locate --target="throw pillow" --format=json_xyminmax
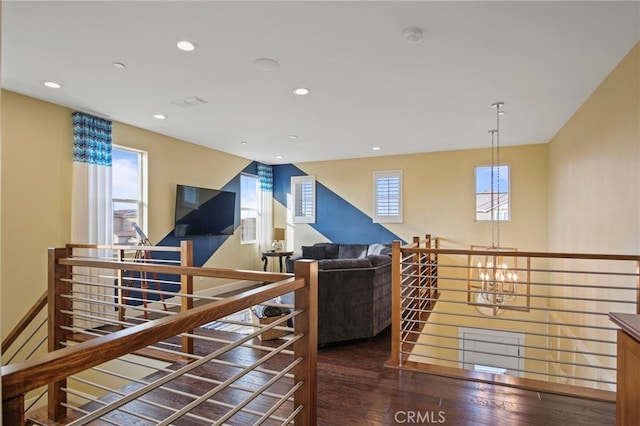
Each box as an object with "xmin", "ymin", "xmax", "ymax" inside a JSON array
[
  {"xmin": 367, "ymin": 243, "xmax": 393, "ymax": 256},
  {"xmin": 338, "ymin": 244, "xmax": 369, "ymax": 259}
]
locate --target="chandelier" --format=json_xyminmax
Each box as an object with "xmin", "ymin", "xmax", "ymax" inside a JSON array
[{"xmin": 468, "ymin": 102, "xmax": 528, "ymax": 316}]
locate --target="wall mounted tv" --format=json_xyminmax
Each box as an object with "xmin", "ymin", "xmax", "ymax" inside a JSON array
[{"xmin": 174, "ymin": 184, "xmax": 236, "ymax": 237}]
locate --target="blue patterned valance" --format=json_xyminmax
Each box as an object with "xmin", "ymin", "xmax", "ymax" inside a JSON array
[
  {"xmin": 72, "ymin": 112, "xmax": 112, "ymax": 166},
  {"xmin": 258, "ymin": 163, "xmax": 273, "ymax": 192}
]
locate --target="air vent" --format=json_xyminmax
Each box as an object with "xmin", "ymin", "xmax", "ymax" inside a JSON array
[{"xmin": 171, "ymin": 96, "xmax": 209, "ymax": 108}]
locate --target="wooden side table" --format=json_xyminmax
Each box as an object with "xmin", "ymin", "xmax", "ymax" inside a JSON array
[{"xmin": 261, "ymin": 251, "xmax": 294, "ymax": 273}]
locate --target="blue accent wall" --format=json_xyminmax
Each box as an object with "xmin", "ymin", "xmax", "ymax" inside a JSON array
[
  {"xmin": 273, "ymin": 164, "xmax": 403, "ymax": 244},
  {"xmin": 126, "ymin": 161, "xmax": 402, "ymax": 305},
  {"xmin": 125, "ymin": 162, "xmax": 259, "ymax": 305},
  {"xmin": 156, "ymin": 161, "xmax": 259, "ymax": 266}
]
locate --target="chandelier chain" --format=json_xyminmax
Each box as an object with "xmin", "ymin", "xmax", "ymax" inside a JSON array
[{"xmin": 491, "ymin": 101, "xmax": 504, "ymax": 249}]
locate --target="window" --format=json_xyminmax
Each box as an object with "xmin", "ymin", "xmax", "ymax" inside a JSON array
[
  {"xmin": 475, "ymin": 165, "xmax": 510, "ymax": 221},
  {"xmin": 373, "ymin": 170, "xmax": 402, "ymax": 223},
  {"xmin": 291, "ymin": 175, "xmax": 316, "ymax": 224},
  {"xmin": 112, "ymin": 146, "xmax": 147, "ymax": 245},
  {"xmin": 240, "ymin": 173, "xmax": 259, "ymax": 244}
]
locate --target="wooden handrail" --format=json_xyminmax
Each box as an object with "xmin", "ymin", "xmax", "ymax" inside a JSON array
[
  {"xmin": 2, "ymin": 291, "xmax": 48, "ymax": 352},
  {"xmin": 401, "ymin": 247, "xmax": 640, "ymax": 261},
  {"xmin": 58, "ymin": 257, "xmax": 291, "ymax": 282},
  {"xmin": 1, "ymin": 277, "xmax": 304, "ymax": 401},
  {"xmin": 66, "ymin": 243, "xmax": 183, "ymax": 252}
]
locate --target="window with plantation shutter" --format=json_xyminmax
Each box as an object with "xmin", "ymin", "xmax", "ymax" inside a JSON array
[
  {"xmin": 373, "ymin": 170, "xmax": 403, "ymax": 223},
  {"xmin": 291, "ymin": 175, "xmax": 316, "ymax": 223}
]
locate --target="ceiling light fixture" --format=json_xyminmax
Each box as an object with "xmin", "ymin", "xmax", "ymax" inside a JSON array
[
  {"xmin": 176, "ymin": 40, "xmax": 196, "ymax": 52},
  {"xmin": 468, "ymin": 102, "xmax": 530, "ymax": 316},
  {"xmin": 275, "ymin": 155, "xmax": 284, "ymax": 159},
  {"xmin": 292, "ymin": 87, "xmax": 310, "ymax": 96},
  {"xmin": 288, "ymin": 135, "xmax": 298, "ymax": 140},
  {"xmin": 153, "ymin": 114, "xmax": 167, "ymax": 120},
  {"xmin": 240, "ymin": 141, "xmax": 247, "ymax": 145},
  {"xmin": 112, "ymin": 62, "xmax": 126, "ymax": 69},
  {"xmin": 372, "ymin": 146, "xmax": 381, "ymax": 151},
  {"xmin": 44, "ymin": 81, "xmax": 61, "ymax": 89}
]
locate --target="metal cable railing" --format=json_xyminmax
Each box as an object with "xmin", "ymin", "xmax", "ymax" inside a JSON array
[
  {"xmin": 2, "ymin": 242, "xmax": 318, "ymax": 425},
  {"xmin": 61, "ymin": 308, "xmax": 303, "ymax": 425},
  {"xmin": 390, "ymin": 240, "xmax": 639, "ymax": 400}
]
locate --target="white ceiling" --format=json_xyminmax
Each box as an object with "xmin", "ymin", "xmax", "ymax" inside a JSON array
[{"xmin": 2, "ymin": 1, "xmax": 639, "ymax": 165}]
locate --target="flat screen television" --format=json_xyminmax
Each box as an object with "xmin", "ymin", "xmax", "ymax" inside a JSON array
[{"xmin": 174, "ymin": 185, "xmax": 236, "ymax": 237}]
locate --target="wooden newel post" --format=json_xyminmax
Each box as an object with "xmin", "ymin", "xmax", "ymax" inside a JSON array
[
  {"xmin": 48, "ymin": 247, "xmax": 73, "ymax": 421},
  {"xmin": 180, "ymin": 240, "xmax": 194, "ymax": 355},
  {"xmin": 2, "ymin": 393, "xmax": 25, "ymax": 425},
  {"xmin": 293, "ymin": 259, "xmax": 318, "ymax": 425},
  {"xmin": 412, "ymin": 236, "xmax": 422, "ymax": 317},
  {"xmin": 389, "ymin": 240, "xmax": 402, "ymax": 367}
]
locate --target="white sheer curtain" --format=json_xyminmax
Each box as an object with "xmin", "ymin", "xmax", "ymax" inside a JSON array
[
  {"xmin": 258, "ymin": 164, "xmax": 274, "ymax": 252},
  {"xmin": 70, "ymin": 112, "xmax": 113, "ymax": 329}
]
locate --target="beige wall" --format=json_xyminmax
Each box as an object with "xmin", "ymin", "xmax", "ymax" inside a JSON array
[
  {"xmin": 545, "ymin": 42, "xmax": 640, "ymax": 388},
  {"xmin": 548, "ymin": 42, "xmax": 639, "ymax": 255},
  {"xmin": 0, "ymin": 90, "xmax": 257, "ymax": 336},
  {"xmin": 1, "ymin": 91, "xmax": 73, "ymax": 337},
  {"xmin": 284, "ymin": 143, "xmax": 548, "ymax": 254}
]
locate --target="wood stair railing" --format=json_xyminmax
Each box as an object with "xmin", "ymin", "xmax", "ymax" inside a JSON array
[
  {"xmin": 2, "ymin": 246, "xmax": 319, "ymax": 425},
  {"xmin": 2, "ymin": 291, "xmax": 48, "ymax": 354}
]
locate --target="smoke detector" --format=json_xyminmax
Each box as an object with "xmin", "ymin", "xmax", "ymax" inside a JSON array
[{"xmin": 403, "ymin": 26, "xmax": 424, "ymax": 43}]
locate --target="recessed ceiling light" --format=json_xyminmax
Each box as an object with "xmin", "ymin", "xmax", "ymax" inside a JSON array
[
  {"xmin": 44, "ymin": 81, "xmax": 61, "ymax": 89},
  {"xmin": 292, "ymin": 87, "xmax": 310, "ymax": 96},
  {"xmin": 275, "ymin": 155, "xmax": 284, "ymax": 159},
  {"xmin": 176, "ymin": 40, "xmax": 196, "ymax": 52},
  {"xmin": 372, "ymin": 146, "xmax": 381, "ymax": 151},
  {"xmin": 112, "ymin": 62, "xmax": 126, "ymax": 69},
  {"xmin": 288, "ymin": 135, "xmax": 298, "ymax": 140},
  {"xmin": 240, "ymin": 141, "xmax": 247, "ymax": 145},
  {"xmin": 254, "ymin": 57, "xmax": 280, "ymax": 71},
  {"xmin": 153, "ymin": 114, "xmax": 167, "ymax": 120}
]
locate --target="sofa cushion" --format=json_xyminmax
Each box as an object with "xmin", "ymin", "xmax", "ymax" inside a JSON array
[
  {"xmin": 367, "ymin": 254, "xmax": 392, "ymax": 267},
  {"xmin": 338, "ymin": 244, "xmax": 368, "ymax": 259},
  {"xmin": 317, "ymin": 243, "xmax": 339, "ymax": 259},
  {"xmin": 302, "ymin": 245, "xmax": 325, "ymax": 260},
  {"xmin": 317, "ymin": 258, "xmax": 372, "ymax": 270},
  {"xmin": 367, "ymin": 243, "xmax": 392, "ymax": 256}
]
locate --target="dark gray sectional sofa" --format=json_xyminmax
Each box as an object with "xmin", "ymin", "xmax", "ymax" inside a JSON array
[{"xmin": 286, "ymin": 242, "xmax": 392, "ymax": 345}]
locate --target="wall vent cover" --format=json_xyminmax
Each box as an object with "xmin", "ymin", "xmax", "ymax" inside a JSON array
[{"xmin": 172, "ymin": 96, "xmax": 209, "ymax": 108}]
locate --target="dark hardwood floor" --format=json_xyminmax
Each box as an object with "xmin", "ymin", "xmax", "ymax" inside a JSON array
[
  {"xmin": 315, "ymin": 327, "xmax": 615, "ymax": 426},
  {"xmin": 57, "ymin": 321, "xmax": 615, "ymax": 425}
]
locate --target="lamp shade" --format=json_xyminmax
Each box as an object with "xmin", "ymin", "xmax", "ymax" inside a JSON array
[{"xmin": 273, "ymin": 227, "xmax": 285, "ymax": 241}]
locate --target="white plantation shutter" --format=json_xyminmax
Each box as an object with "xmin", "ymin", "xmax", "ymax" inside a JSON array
[
  {"xmin": 373, "ymin": 170, "xmax": 402, "ymax": 223},
  {"xmin": 291, "ymin": 175, "xmax": 316, "ymax": 223}
]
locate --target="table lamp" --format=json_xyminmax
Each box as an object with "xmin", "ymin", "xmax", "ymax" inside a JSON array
[{"xmin": 272, "ymin": 227, "xmax": 285, "ymax": 251}]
